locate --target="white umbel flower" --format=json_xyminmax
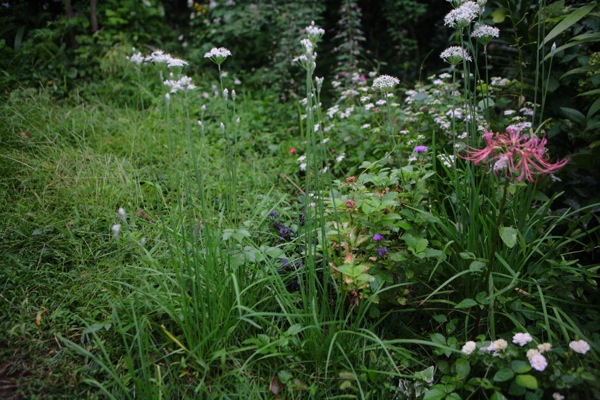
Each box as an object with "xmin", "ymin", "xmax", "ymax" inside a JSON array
[
  {"xmin": 471, "ymin": 24, "xmax": 500, "ymax": 45},
  {"xmin": 440, "ymin": 46, "xmax": 472, "ymax": 65},
  {"xmin": 204, "ymin": 47, "xmax": 232, "ymax": 65},
  {"xmin": 444, "ymin": 1, "xmax": 480, "ymax": 28},
  {"xmin": 372, "ymin": 75, "xmax": 400, "ymax": 91}
]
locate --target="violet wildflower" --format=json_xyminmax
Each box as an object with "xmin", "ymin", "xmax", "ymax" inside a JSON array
[
  {"xmin": 377, "ymin": 246, "xmax": 388, "ymax": 257},
  {"xmin": 269, "ymin": 210, "xmax": 279, "ymax": 219},
  {"xmin": 373, "ymin": 233, "xmax": 384, "ymax": 242},
  {"xmin": 413, "ymin": 145, "xmax": 428, "ymax": 153}
]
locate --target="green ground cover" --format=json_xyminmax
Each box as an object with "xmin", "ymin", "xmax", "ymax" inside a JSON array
[{"xmin": 1, "ymin": 1, "xmax": 599, "ymax": 399}]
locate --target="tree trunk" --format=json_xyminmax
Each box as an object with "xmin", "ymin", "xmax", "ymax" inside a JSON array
[
  {"xmin": 64, "ymin": 0, "xmax": 78, "ymax": 48},
  {"xmin": 90, "ymin": 0, "xmax": 99, "ymax": 33}
]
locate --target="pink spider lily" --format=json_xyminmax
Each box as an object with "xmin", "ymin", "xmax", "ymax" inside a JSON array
[{"xmin": 461, "ymin": 126, "xmax": 568, "ymax": 182}]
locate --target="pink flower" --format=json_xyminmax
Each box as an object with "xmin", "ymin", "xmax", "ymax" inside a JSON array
[{"xmin": 461, "ymin": 127, "xmax": 568, "ymax": 182}]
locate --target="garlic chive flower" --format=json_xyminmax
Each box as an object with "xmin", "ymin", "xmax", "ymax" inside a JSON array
[
  {"xmin": 440, "ymin": 46, "xmax": 472, "ymax": 65},
  {"xmin": 372, "ymin": 75, "xmax": 400, "ymax": 91},
  {"xmin": 305, "ymin": 20, "xmax": 325, "ymax": 43},
  {"xmin": 444, "ymin": 1, "xmax": 480, "ymax": 29},
  {"xmin": 127, "ymin": 52, "xmax": 144, "ymax": 65},
  {"xmin": 166, "ymin": 58, "xmax": 188, "ymax": 68},
  {"xmin": 204, "ymin": 47, "xmax": 232, "ymax": 65},
  {"xmin": 164, "ymin": 76, "xmax": 197, "ymax": 93},
  {"xmin": 471, "ymin": 24, "xmax": 500, "ymax": 45}
]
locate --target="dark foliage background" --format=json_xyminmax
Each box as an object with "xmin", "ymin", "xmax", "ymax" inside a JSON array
[{"xmin": 1, "ymin": 0, "xmax": 598, "ymax": 207}]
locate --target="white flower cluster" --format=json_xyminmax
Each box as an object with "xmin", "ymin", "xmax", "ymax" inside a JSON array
[
  {"xmin": 444, "ymin": 1, "xmax": 480, "ymax": 28},
  {"xmin": 144, "ymin": 50, "xmax": 188, "ymax": 68},
  {"xmin": 293, "ymin": 22, "xmax": 324, "ymax": 72},
  {"xmin": 471, "ymin": 24, "xmax": 500, "ymax": 45},
  {"xmin": 526, "ymin": 349, "xmax": 548, "ymax": 371},
  {"xmin": 440, "ymin": 46, "xmax": 472, "ymax": 65},
  {"xmin": 569, "ymin": 339, "xmax": 590, "ymax": 354},
  {"xmin": 164, "ymin": 75, "xmax": 197, "ymax": 93},
  {"xmin": 204, "ymin": 47, "xmax": 232, "ymax": 65},
  {"xmin": 305, "ymin": 21, "xmax": 325, "ymax": 41},
  {"xmin": 127, "ymin": 52, "xmax": 144, "ymax": 65},
  {"xmin": 461, "ymin": 335, "xmax": 592, "ymax": 374},
  {"xmin": 372, "ymin": 75, "xmax": 400, "ymax": 91},
  {"xmin": 512, "ymin": 332, "xmax": 533, "ymax": 347}
]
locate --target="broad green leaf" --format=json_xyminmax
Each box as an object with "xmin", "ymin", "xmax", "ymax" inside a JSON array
[
  {"xmin": 423, "ymin": 386, "xmax": 447, "ymax": 400},
  {"xmin": 493, "ymin": 368, "xmax": 514, "ymax": 382},
  {"xmin": 469, "ymin": 261, "xmax": 486, "ymax": 272},
  {"xmin": 560, "ymin": 64, "xmax": 599, "ymax": 80},
  {"xmin": 455, "ymin": 358, "xmax": 471, "ymax": 379},
  {"xmin": 587, "ymin": 97, "xmax": 600, "ymax": 119},
  {"xmin": 415, "ymin": 366, "xmax": 436, "ymax": 383},
  {"xmin": 541, "ymin": 3, "xmax": 597, "ymax": 47},
  {"xmin": 403, "ymin": 233, "xmax": 428, "ymax": 253},
  {"xmin": 265, "ymin": 247, "xmax": 285, "ymax": 258},
  {"xmin": 454, "ymin": 298, "xmax": 478, "ymax": 309},
  {"xmin": 511, "ymin": 360, "xmax": 532, "ymax": 374},
  {"xmin": 560, "ymin": 107, "xmax": 586, "ymax": 125},
  {"xmin": 499, "ymin": 226, "xmax": 518, "ymax": 248},
  {"xmin": 492, "ymin": 8, "xmax": 506, "ymax": 23},
  {"xmin": 515, "ymin": 374, "xmax": 538, "ymax": 389},
  {"xmin": 491, "ymin": 392, "xmax": 508, "ymax": 400},
  {"xmin": 509, "ymin": 380, "xmax": 527, "ymax": 396}
]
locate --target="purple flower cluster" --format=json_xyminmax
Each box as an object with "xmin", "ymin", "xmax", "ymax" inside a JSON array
[{"xmin": 269, "ymin": 210, "xmax": 294, "ymax": 242}]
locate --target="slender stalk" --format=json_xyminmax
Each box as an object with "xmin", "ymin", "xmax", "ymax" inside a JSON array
[{"xmin": 484, "ymin": 177, "xmax": 510, "ymax": 291}]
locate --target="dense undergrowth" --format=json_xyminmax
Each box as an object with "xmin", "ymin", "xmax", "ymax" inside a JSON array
[{"xmin": 1, "ymin": 1, "xmax": 600, "ymax": 399}]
